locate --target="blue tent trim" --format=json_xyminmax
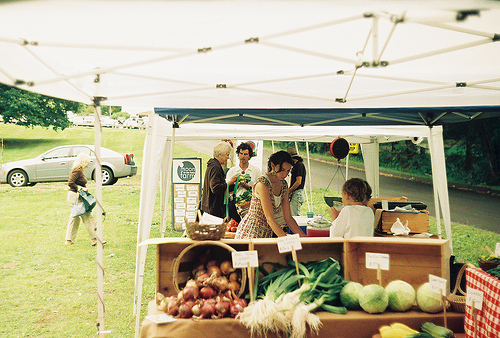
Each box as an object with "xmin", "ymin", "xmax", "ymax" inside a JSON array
[{"xmin": 155, "ymin": 106, "xmax": 500, "ymax": 127}]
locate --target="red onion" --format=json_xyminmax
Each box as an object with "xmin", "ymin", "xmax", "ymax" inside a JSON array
[
  {"xmin": 230, "ymin": 298, "xmax": 247, "ymax": 318},
  {"xmin": 199, "ymin": 286, "xmax": 217, "ymax": 299},
  {"xmin": 196, "ymin": 272, "xmax": 210, "ymax": 285},
  {"xmin": 215, "ymin": 301, "xmax": 231, "ymax": 318},
  {"xmin": 182, "ymin": 286, "xmax": 199, "ymax": 301},
  {"xmin": 219, "ymin": 260, "xmax": 235, "ymax": 275},
  {"xmin": 228, "ymin": 272, "xmax": 239, "ymax": 282},
  {"xmin": 200, "ymin": 301, "xmax": 216, "ymax": 318},
  {"xmin": 227, "ymin": 281, "xmax": 240, "ymax": 293},
  {"xmin": 207, "ymin": 265, "xmax": 222, "ymax": 278},
  {"xmin": 185, "ymin": 279, "xmax": 198, "ymax": 289},
  {"xmin": 167, "ymin": 299, "xmax": 179, "ymax": 316},
  {"xmin": 178, "ymin": 303, "xmax": 193, "ymax": 318},
  {"xmin": 214, "ymin": 276, "xmax": 229, "ymax": 292}
]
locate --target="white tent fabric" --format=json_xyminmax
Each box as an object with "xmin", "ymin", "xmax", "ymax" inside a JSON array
[
  {"xmin": 132, "ymin": 113, "xmax": 451, "ymax": 335},
  {"xmin": 0, "ymin": 1, "xmax": 499, "ymax": 111}
]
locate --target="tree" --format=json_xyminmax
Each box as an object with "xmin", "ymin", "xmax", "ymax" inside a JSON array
[{"xmin": 0, "ymin": 84, "xmax": 81, "ymax": 131}]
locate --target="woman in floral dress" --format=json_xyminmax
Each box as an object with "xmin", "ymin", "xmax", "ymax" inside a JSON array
[{"xmin": 235, "ymin": 151, "xmax": 307, "ymax": 239}]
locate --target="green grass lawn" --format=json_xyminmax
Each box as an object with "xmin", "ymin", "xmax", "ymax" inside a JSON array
[{"xmin": 1, "ymin": 123, "xmax": 499, "ymax": 337}]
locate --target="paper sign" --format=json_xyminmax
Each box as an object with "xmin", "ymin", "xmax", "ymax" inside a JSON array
[
  {"xmin": 365, "ymin": 253, "xmax": 389, "ymax": 270},
  {"xmin": 496, "ymin": 243, "xmax": 500, "ymax": 256},
  {"xmin": 277, "ymin": 234, "xmax": 302, "ymax": 253},
  {"xmin": 429, "ymin": 274, "xmax": 447, "ymax": 296},
  {"xmin": 232, "ymin": 251, "xmax": 259, "ymax": 268},
  {"xmin": 466, "ymin": 289, "xmax": 484, "ymax": 310}
]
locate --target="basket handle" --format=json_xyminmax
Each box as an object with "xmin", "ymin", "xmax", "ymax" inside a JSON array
[{"xmin": 451, "ymin": 262, "xmax": 474, "ymax": 296}]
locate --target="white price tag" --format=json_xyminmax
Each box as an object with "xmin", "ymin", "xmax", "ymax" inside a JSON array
[
  {"xmin": 429, "ymin": 275, "xmax": 447, "ymax": 296},
  {"xmin": 365, "ymin": 253, "xmax": 389, "ymax": 270},
  {"xmin": 466, "ymin": 289, "xmax": 484, "ymax": 310},
  {"xmin": 231, "ymin": 251, "xmax": 259, "ymax": 268},
  {"xmin": 277, "ymin": 234, "xmax": 302, "ymax": 253},
  {"xmin": 496, "ymin": 243, "xmax": 500, "ymax": 257}
]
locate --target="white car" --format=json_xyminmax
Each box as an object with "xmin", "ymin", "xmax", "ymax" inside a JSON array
[{"xmin": 0, "ymin": 145, "xmax": 137, "ymax": 187}]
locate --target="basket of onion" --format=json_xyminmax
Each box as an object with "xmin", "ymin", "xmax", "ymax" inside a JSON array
[{"xmin": 159, "ymin": 241, "xmax": 247, "ymax": 319}]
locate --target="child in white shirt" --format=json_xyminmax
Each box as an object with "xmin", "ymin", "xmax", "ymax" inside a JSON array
[{"xmin": 329, "ymin": 178, "xmax": 374, "ymax": 239}]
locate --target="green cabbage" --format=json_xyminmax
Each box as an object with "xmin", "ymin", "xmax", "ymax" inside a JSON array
[
  {"xmin": 416, "ymin": 282, "xmax": 444, "ymax": 313},
  {"xmin": 359, "ymin": 284, "xmax": 388, "ymax": 314},
  {"xmin": 385, "ymin": 280, "xmax": 416, "ymax": 312},
  {"xmin": 340, "ymin": 281, "xmax": 363, "ymax": 310}
]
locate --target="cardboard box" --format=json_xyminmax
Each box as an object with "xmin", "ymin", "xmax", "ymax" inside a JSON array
[{"xmin": 377, "ymin": 210, "xmax": 429, "ymax": 234}]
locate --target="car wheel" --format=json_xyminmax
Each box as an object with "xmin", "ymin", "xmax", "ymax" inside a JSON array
[
  {"xmin": 8, "ymin": 169, "xmax": 28, "ymax": 187},
  {"xmin": 101, "ymin": 167, "xmax": 114, "ymax": 186},
  {"xmin": 109, "ymin": 177, "xmax": 118, "ymax": 185}
]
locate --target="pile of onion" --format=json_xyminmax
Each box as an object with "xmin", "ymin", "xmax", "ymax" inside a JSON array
[{"xmin": 157, "ymin": 257, "xmax": 246, "ymax": 319}]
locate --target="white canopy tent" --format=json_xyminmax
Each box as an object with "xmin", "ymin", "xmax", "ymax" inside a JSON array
[
  {"xmin": 132, "ymin": 113, "xmax": 451, "ymax": 335},
  {"xmin": 0, "ymin": 1, "xmax": 499, "ymax": 336}
]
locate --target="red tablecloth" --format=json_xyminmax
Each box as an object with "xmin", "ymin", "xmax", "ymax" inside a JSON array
[{"xmin": 464, "ymin": 267, "xmax": 500, "ymax": 338}]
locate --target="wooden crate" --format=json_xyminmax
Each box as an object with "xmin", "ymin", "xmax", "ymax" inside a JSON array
[
  {"xmin": 343, "ymin": 237, "xmax": 451, "ymax": 292},
  {"xmin": 155, "ymin": 237, "xmax": 344, "ymax": 297}
]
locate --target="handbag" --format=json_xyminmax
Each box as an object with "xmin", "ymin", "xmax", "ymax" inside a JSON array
[
  {"xmin": 71, "ymin": 199, "xmax": 87, "ymax": 217},
  {"xmin": 78, "ymin": 189, "xmax": 97, "ymax": 213}
]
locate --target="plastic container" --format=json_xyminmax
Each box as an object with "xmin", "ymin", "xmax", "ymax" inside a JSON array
[{"xmin": 307, "ymin": 226, "xmax": 330, "ymax": 237}]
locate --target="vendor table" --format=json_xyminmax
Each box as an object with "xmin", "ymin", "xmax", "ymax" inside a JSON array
[
  {"xmin": 141, "ymin": 237, "xmax": 458, "ymax": 337},
  {"xmin": 142, "ymin": 300, "xmax": 464, "ymax": 338}
]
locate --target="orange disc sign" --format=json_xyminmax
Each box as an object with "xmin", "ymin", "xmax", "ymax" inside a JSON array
[{"xmin": 329, "ymin": 138, "xmax": 350, "ymax": 159}]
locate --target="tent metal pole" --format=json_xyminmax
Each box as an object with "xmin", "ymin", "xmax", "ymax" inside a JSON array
[
  {"xmin": 305, "ymin": 142, "xmax": 313, "ymax": 213},
  {"xmin": 93, "ymin": 95, "xmax": 106, "ymax": 337}
]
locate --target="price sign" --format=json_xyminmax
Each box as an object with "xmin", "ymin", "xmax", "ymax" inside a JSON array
[
  {"xmin": 466, "ymin": 289, "xmax": 484, "ymax": 310},
  {"xmin": 429, "ymin": 274, "xmax": 447, "ymax": 296},
  {"xmin": 365, "ymin": 253, "xmax": 389, "ymax": 270},
  {"xmin": 496, "ymin": 243, "xmax": 500, "ymax": 256},
  {"xmin": 277, "ymin": 234, "xmax": 302, "ymax": 253},
  {"xmin": 231, "ymin": 251, "xmax": 259, "ymax": 268}
]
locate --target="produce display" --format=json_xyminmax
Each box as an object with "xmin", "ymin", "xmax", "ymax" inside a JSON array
[
  {"xmin": 359, "ymin": 284, "xmax": 389, "ymax": 314},
  {"xmin": 157, "ymin": 255, "xmax": 246, "ymax": 319},
  {"xmin": 238, "ymin": 257, "xmax": 347, "ymax": 338},
  {"xmin": 415, "ymin": 283, "xmax": 446, "ymax": 313},
  {"xmin": 339, "ymin": 281, "xmax": 363, "ymax": 310},
  {"xmin": 385, "ymin": 280, "xmax": 416, "ymax": 312},
  {"xmin": 377, "ymin": 322, "xmax": 454, "ymax": 338},
  {"xmin": 226, "ymin": 219, "xmax": 239, "ymax": 233},
  {"xmin": 479, "ymin": 254, "xmax": 500, "ymax": 263},
  {"xmin": 339, "ymin": 280, "xmax": 446, "ymax": 315},
  {"xmin": 486, "ymin": 265, "xmax": 500, "ymax": 278}
]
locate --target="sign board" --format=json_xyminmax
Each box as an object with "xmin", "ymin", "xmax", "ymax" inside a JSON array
[
  {"xmin": 349, "ymin": 143, "xmax": 359, "ymax": 154},
  {"xmin": 172, "ymin": 158, "xmax": 202, "ymax": 231}
]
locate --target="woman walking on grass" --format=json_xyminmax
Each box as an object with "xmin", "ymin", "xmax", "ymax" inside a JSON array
[{"xmin": 65, "ymin": 153, "xmax": 101, "ymax": 246}]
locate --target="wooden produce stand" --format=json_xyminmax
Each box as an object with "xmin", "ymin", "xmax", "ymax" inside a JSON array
[{"xmin": 141, "ymin": 237, "xmax": 464, "ymax": 338}]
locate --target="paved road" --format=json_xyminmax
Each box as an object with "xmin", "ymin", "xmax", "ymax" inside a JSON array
[{"xmin": 181, "ymin": 141, "xmax": 500, "ymax": 234}]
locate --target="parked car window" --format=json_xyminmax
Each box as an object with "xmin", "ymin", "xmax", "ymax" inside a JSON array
[
  {"xmin": 72, "ymin": 146, "xmax": 94, "ymax": 157},
  {"xmin": 43, "ymin": 147, "xmax": 71, "ymax": 160}
]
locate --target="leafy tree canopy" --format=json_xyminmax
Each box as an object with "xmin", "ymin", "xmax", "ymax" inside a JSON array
[{"xmin": 0, "ymin": 84, "xmax": 80, "ymax": 131}]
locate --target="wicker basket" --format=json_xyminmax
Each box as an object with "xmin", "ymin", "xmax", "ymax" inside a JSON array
[
  {"xmin": 185, "ymin": 221, "xmax": 226, "ymax": 241},
  {"xmin": 447, "ymin": 263, "xmax": 474, "ymax": 313},
  {"xmin": 478, "ymin": 259, "xmax": 500, "ymax": 272},
  {"xmin": 171, "ymin": 241, "xmax": 247, "ymax": 297}
]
